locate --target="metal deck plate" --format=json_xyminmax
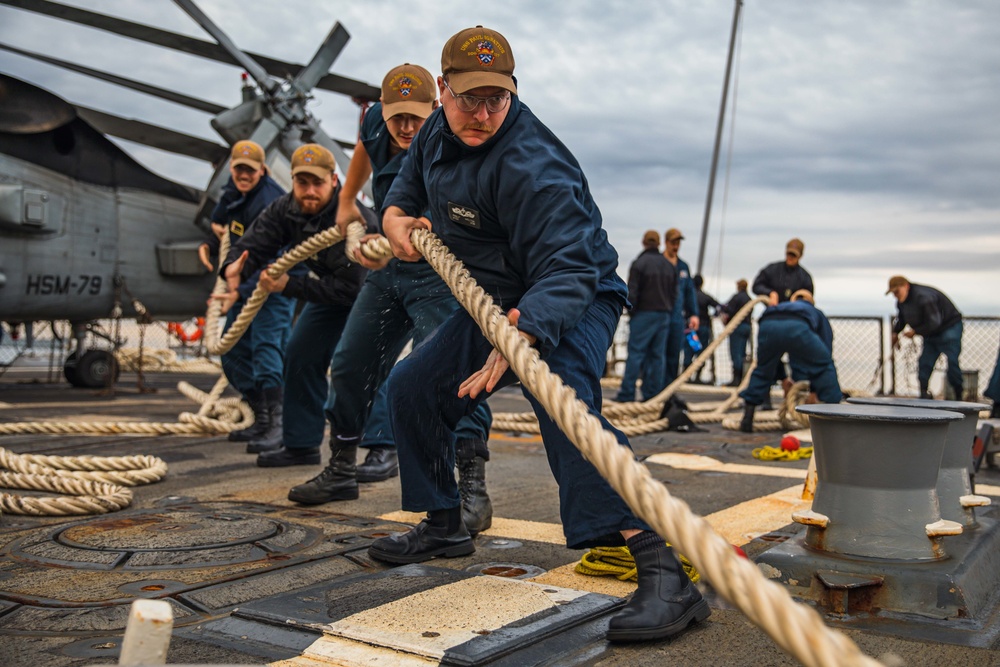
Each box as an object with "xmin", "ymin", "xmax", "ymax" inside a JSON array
[
  {"xmin": 232, "ymin": 563, "xmax": 624, "ymax": 666},
  {"xmin": 0, "ymin": 501, "xmax": 410, "ymax": 634}
]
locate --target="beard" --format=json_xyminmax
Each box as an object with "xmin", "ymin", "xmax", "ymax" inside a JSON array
[{"xmin": 298, "ymin": 197, "xmax": 323, "ymax": 214}]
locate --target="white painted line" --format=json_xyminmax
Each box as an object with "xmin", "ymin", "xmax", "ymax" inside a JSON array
[{"xmin": 645, "ymin": 452, "xmax": 808, "ymax": 480}]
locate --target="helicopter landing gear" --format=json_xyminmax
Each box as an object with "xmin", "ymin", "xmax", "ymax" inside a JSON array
[{"xmin": 64, "ymin": 349, "xmax": 119, "ymax": 388}]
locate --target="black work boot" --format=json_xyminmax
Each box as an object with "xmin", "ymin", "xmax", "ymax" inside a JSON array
[
  {"xmin": 256, "ymin": 446, "xmax": 320, "ymax": 467},
  {"xmin": 287, "ymin": 434, "xmax": 361, "ymax": 504},
  {"xmin": 739, "ymin": 405, "xmax": 755, "ymax": 433},
  {"xmin": 356, "ymin": 446, "xmax": 399, "ymax": 483},
  {"xmin": 457, "ymin": 456, "xmax": 493, "ymax": 536},
  {"xmin": 247, "ymin": 386, "xmax": 283, "ymax": 453},
  {"xmin": 368, "ymin": 507, "xmax": 474, "ymax": 564},
  {"xmin": 228, "ymin": 389, "xmax": 268, "ymax": 442},
  {"xmin": 456, "ymin": 438, "xmax": 493, "ymax": 536},
  {"xmin": 607, "ymin": 544, "xmax": 711, "ymax": 642}
]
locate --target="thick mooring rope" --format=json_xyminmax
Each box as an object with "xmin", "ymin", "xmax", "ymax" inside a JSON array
[
  {"xmin": 387, "ymin": 229, "xmax": 881, "ymax": 667},
  {"xmin": 203, "ymin": 223, "xmax": 364, "ymax": 355},
  {"xmin": 0, "ymin": 375, "xmax": 251, "ymax": 436},
  {"xmin": 0, "ymin": 447, "xmax": 168, "ymax": 516}
]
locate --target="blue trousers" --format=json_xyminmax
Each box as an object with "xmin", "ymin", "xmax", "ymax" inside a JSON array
[
  {"xmin": 616, "ymin": 310, "xmax": 669, "ymax": 401},
  {"xmin": 283, "ymin": 301, "xmax": 352, "ymax": 449},
  {"xmin": 683, "ymin": 323, "xmax": 714, "ymax": 374},
  {"xmin": 386, "ymin": 294, "xmax": 649, "ymax": 549},
  {"xmin": 918, "ymin": 321, "xmax": 963, "ymax": 396},
  {"xmin": 986, "ymin": 333, "xmax": 1000, "ymax": 404},
  {"xmin": 729, "ymin": 322, "xmax": 751, "ymax": 381},
  {"xmin": 740, "ymin": 318, "xmax": 842, "ymax": 406},
  {"xmin": 325, "ymin": 260, "xmax": 491, "ymax": 448},
  {"xmin": 663, "ymin": 312, "xmax": 685, "ymax": 385},
  {"xmin": 220, "ymin": 286, "xmax": 295, "ymax": 394}
]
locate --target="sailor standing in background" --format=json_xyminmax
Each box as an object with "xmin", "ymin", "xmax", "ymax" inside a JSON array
[
  {"xmin": 683, "ymin": 274, "xmax": 721, "ymax": 383},
  {"xmin": 720, "ymin": 278, "xmax": 752, "ymax": 386},
  {"xmin": 661, "ymin": 227, "xmax": 698, "ymax": 384},
  {"xmin": 614, "ymin": 230, "xmax": 676, "ymax": 402},
  {"xmin": 887, "ymin": 275, "xmax": 964, "ymax": 400}
]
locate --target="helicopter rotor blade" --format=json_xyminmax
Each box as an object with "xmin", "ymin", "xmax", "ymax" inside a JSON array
[
  {"xmin": 0, "ymin": 0, "xmax": 380, "ymax": 100},
  {"xmin": 0, "ymin": 42, "xmax": 226, "ymax": 114},
  {"xmin": 75, "ymin": 106, "xmax": 229, "ymax": 164},
  {"xmin": 0, "ymin": 72, "xmax": 76, "ymax": 133},
  {"xmin": 170, "ymin": 0, "xmax": 276, "ymax": 95},
  {"xmin": 291, "ymin": 22, "xmax": 349, "ymax": 94}
]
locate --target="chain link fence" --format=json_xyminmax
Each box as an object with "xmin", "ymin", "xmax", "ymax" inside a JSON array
[
  {"xmin": 608, "ymin": 314, "xmax": 999, "ymax": 400},
  {"xmin": 890, "ymin": 316, "xmax": 1000, "ymax": 400}
]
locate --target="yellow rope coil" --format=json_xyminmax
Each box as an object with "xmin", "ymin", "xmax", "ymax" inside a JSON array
[
  {"xmin": 752, "ymin": 446, "xmax": 814, "ymax": 462},
  {"xmin": 575, "ymin": 544, "xmax": 701, "ymax": 583}
]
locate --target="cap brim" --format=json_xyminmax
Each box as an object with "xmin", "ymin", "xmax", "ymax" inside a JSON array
[
  {"xmin": 292, "ymin": 166, "xmax": 334, "ymax": 178},
  {"xmin": 382, "ymin": 100, "xmax": 435, "ymax": 121},
  {"xmin": 231, "ymin": 157, "xmax": 263, "ymax": 170},
  {"xmin": 447, "ymin": 70, "xmax": 516, "ymax": 95}
]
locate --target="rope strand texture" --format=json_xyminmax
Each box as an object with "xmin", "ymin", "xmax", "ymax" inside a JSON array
[{"xmin": 404, "ymin": 229, "xmax": 881, "ymax": 667}]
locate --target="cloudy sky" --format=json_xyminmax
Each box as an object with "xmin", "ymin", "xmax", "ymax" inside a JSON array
[{"xmin": 2, "ymin": 0, "xmax": 998, "ymax": 316}]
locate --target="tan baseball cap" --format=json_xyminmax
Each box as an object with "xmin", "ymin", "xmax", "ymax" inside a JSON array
[
  {"xmin": 290, "ymin": 143, "xmax": 335, "ymax": 178},
  {"xmin": 665, "ymin": 228, "xmax": 685, "ymax": 242},
  {"xmin": 886, "ymin": 275, "xmax": 909, "ymax": 294},
  {"xmin": 230, "ymin": 140, "xmax": 265, "ymax": 170},
  {"xmin": 642, "ymin": 230, "xmax": 659, "ymax": 247},
  {"xmin": 381, "ymin": 63, "xmax": 436, "ymax": 121},
  {"xmin": 786, "ymin": 238, "xmax": 805, "ymax": 258},
  {"xmin": 441, "ymin": 26, "xmax": 517, "ymax": 95}
]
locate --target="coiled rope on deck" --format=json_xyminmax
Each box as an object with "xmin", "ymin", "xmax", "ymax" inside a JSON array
[
  {"xmin": 0, "ymin": 447, "xmax": 167, "ymax": 516},
  {"xmin": 362, "ymin": 228, "xmax": 882, "ymax": 667},
  {"xmin": 0, "ymin": 375, "xmax": 252, "ymax": 436}
]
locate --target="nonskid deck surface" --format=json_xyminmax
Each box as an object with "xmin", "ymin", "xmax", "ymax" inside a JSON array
[{"xmin": 2, "ymin": 367, "xmax": 999, "ymax": 666}]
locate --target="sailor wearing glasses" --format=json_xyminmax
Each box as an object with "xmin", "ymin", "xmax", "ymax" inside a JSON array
[{"xmin": 374, "ymin": 25, "xmax": 710, "ymax": 644}]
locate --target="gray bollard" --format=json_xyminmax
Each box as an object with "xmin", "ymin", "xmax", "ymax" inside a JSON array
[
  {"xmin": 795, "ymin": 403, "xmax": 964, "ymax": 561},
  {"xmin": 847, "ymin": 396, "xmax": 991, "ymax": 528}
]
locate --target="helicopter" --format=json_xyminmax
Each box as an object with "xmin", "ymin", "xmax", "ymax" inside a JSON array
[{"xmin": 0, "ymin": 0, "xmax": 379, "ymax": 387}]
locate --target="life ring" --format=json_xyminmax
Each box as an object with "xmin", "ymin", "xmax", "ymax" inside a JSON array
[{"xmin": 168, "ymin": 317, "xmax": 205, "ymax": 343}]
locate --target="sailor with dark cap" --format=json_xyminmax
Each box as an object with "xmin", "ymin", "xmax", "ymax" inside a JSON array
[{"xmin": 887, "ymin": 275, "xmax": 964, "ymax": 400}]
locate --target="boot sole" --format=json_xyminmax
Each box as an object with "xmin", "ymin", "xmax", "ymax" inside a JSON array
[
  {"xmin": 288, "ymin": 487, "xmax": 360, "ymax": 504},
  {"xmin": 356, "ymin": 468, "xmax": 399, "ymax": 483},
  {"xmin": 606, "ymin": 598, "xmax": 711, "ymax": 643},
  {"xmin": 368, "ymin": 540, "xmax": 475, "ymax": 565}
]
